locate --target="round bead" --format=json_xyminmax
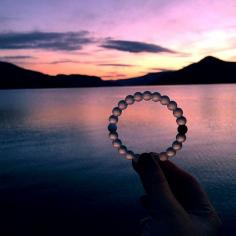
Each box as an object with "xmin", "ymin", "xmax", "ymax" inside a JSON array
[
  {"xmin": 160, "ymin": 95, "xmax": 170, "ymax": 105},
  {"xmin": 143, "ymin": 91, "xmax": 152, "ymax": 101},
  {"xmin": 176, "ymin": 116, "xmax": 187, "ymax": 125},
  {"xmin": 118, "ymin": 145, "xmax": 127, "ymax": 155},
  {"xmin": 176, "ymin": 133, "xmax": 186, "ymax": 143},
  {"xmin": 152, "ymin": 92, "xmax": 161, "ymax": 102},
  {"xmin": 109, "ymin": 132, "xmax": 118, "ymax": 140},
  {"xmin": 112, "ymin": 107, "xmax": 122, "ymax": 116},
  {"xmin": 125, "ymin": 95, "xmax": 135, "ymax": 105},
  {"xmin": 166, "ymin": 147, "xmax": 176, "ymax": 157},
  {"xmin": 112, "ymin": 139, "xmax": 122, "ymax": 148},
  {"xmin": 172, "ymin": 141, "xmax": 182, "ymax": 150},
  {"xmin": 167, "ymin": 101, "xmax": 177, "ymax": 111},
  {"xmin": 134, "ymin": 92, "xmax": 143, "ymax": 102},
  {"xmin": 126, "ymin": 151, "xmax": 135, "ymax": 160},
  {"xmin": 178, "ymin": 125, "xmax": 188, "ymax": 134},
  {"xmin": 108, "ymin": 123, "xmax": 117, "ymax": 132},
  {"xmin": 109, "ymin": 115, "xmax": 118, "ymax": 124},
  {"xmin": 159, "ymin": 152, "xmax": 168, "ymax": 161},
  {"xmin": 173, "ymin": 108, "xmax": 183, "ymax": 118},
  {"xmin": 118, "ymin": 100, "xmax": 127, "ymax": 110}
]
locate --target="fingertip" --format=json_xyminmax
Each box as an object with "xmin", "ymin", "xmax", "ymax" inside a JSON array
[
  {"xmin": 132, "ymin": 153, "xmax": 153, "ymax": 173},
  {"xmin": 136, "ymin": 153, "xmax": 160, "ymax": 175}
]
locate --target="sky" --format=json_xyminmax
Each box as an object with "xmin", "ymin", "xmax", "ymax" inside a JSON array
[{"xmin": 0, "ymin": 0, "xmax": 236, "ymax": 80}]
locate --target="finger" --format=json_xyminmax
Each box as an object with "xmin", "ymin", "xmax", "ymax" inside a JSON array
[
  {"xmin": 159, "ymin": 160, "xmax": 218, "ymax": 217},
  {"xmin": 133, "ymin": 153, "xmax": 189, "ymax": 218}
]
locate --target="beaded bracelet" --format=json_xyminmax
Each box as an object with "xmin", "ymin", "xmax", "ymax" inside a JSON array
[{"xmin": 107, "ymin": 91, "xmax": 188, "ymax": 161}]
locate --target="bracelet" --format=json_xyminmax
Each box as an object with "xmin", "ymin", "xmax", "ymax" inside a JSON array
[{"xmin": 107, "ymin": 91, "xmax": 188, "ymax": 161}]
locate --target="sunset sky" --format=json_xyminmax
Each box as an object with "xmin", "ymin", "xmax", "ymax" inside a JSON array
[{"xmin": 0, "ymin": 0, "xmax": 236, "ymax": 80}]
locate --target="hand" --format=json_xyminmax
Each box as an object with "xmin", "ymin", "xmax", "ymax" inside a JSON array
[{"xmin": 132, "ymin": 153, "xmax": 221, "ymax": 236}]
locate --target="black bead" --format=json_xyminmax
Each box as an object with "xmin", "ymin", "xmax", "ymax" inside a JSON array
[
  {"xmin": 177, "ymin": 125, "xmax": 188, "ymax": 134},
  {"xmin": 108, "ymin": 123, "xmax": 117, "ymax": 132}
]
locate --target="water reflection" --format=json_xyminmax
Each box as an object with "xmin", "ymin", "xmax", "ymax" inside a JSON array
[{"xmin": 0, "ymin": 85, "xmax": 236, "ymax": 235}]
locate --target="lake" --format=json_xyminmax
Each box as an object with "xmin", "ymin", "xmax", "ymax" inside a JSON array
[{"xmin": 0, "ymin": 84, "xmax": 236, "ymax": 235}]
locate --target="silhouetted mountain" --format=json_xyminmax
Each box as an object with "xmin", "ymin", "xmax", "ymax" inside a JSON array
[
  {"xmin": 117, "ymin": 56, "xmax": 236, "ymax": 86},
  {"xmin": 0, "ymin": 56, "xmax": 236, "ymax": 89},
  {"xmin": 0, "ymin": 61, "xmax": 109, "ymax": 89}
]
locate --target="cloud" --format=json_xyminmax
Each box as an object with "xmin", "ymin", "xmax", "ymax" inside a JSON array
[
  {"xmin": 100, "ymin": 39, "xmax": 176, "ymax": 53},
  {"xmin": 0, "ymin": 31, "xmax": 94, "ymax": 51},
  {"xmin": 102, "ymin": 72, "xmax": 127, "ymax": 79},
  {"xmin": 0, "ymin": 55, "xmax": 35, "ymax": 60},
  {"xmin": 97, "ymin": 63, "xmax": 134, "ymax": 67},
  {"xmin": 149, "ymin": 67, "xmax": 173, "ymax": 72},
  {"xmin": 48, "ymin": 59, "xmax": 81, "ymax": 64}
]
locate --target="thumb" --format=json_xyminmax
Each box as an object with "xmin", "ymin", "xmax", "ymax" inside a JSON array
[{"xmin": 132, "ymin": 153, "xmax": 189, "ymax": 219}]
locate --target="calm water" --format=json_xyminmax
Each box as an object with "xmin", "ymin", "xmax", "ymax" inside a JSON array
[{"xmin": 0, "ymin": 85, "xmax": 236, "ymax": 235}]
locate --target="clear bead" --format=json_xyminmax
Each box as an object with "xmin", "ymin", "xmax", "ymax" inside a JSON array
[
  {"xmin": 160, "ymin": 95, "xmax": 170, "ymax": 105},
  {"xmin": 152, "ymin": 92, "xmax": 161, "ymax": 102},
  {"xmin": 143, "ymin": 91, "xmax": 152, "ymax": 101},
  {"xmin": 126, "ymin": 151, "xmax": 135, "ymax": 160},
  {"xmin": 176, "ymin": 116, "xmax": 187, "ymax": 125},
  {"xmin": 109, "ymin": 132, "xmax": 118, "ymax": 140},
  {"xmin": 173, "ymin": 108, "xmax": 183, "ymax": 118},
  {"xmin": 118, "ymin": 100, "xmax": 127, "ymax": 110},
  {"xmin": 125, "ymin": 95, "xmax": 135, "ymax": 105},
  {"xmin": 159, "ymin": 152, "xmax": 168, "ymax": 161},
  {"xmin": 134, "ymin": 92, "xmax": 143, "ymax": 102},
  {"xmin": 172, "ymin": 141, "xmax": 182, "ymax": 150},
  {"xmin": 118, "ymin": 145, "xmax": 127, "ymax": 155},
  {"xmin": 167, "ymin": 101, "xmax": 177, "ymax": 111},
  {"xmin": 176, "ymin": 133, "xmax": 186, "ymax": 143},
  {"xmin": 112, "ymin": 107, "xmax": 122, "ymax": 116},
  {"xmin": 109, "ymin": 115, "xmax": 118, "ymax": 124},
  {"xmin": 112, "ymin": 139, "xmax": 122, "ymax": 148},
  {"xmin": 166, "ymin": 147, "xmax": 176, "ymax": 157}
]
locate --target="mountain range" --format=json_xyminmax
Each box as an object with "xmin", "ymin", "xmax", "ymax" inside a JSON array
[{"xmin": 0, "ymin": 56, "xmax": 236, "ymax": 89}]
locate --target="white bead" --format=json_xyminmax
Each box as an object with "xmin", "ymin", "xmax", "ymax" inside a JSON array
[
  {"xmin": 166, "ymin": 147, "xmax": 176, "ymax": 157},
  {"xmin": 173, "ymin": 108, "xmax": 183, "ymax": 118},
  {"xmin": 167, "ymin": 101, "xmax": 177, "ymax": 111},
  {"xmin": 152, "ymin": 92, "xmax": 161, "ymax": 102},
  {"xmin": 109, "ymin": 115, "xmax": 118, "ymax": 124},
  {"xmin": 109, "ymin": 132, "xmax": 118, "ymax": 140},
  {"xmin": 159, "ymin": 152, "xmax": 168, "ymax": 161},
  {"xmin": 112, "ymin": 139, "xmax": 122, "ymax": 148},
  {"xmin": 172, "ymin": 141, "xmax": 182, "ymax": 150},
  {"xmin": 176, "ymin": 134, "xmax": 186, "ymax": 143},
  {"xmin": 143, "ymin": 91, "xmax": 152, "ymax": 101},
  {"xmin": 125, "ymin": 95, "xmax": 135, "ymax": 105},
  {"xmin": 112, "ymin": 107, "xmax": 122, "ymax": 116},
  {"xmin": 118, "ymin": 100, "xmax": 127, "ymax": 110},
  {"xmin": 176, "ymin": 116, "xmax": 187, "ymax": 125},
  {"xmin": 134, "ymin": 92, "xmax": 143, "ymax": 102},
  {"xmin": 126, "ymin": 151, "xmax": 135, "ymax": 160},
  {"xmin": 118, "ymin": 145, "xmax": 127, "ymax": 155},
  {"xmin": 160, "ymin": 95, "xmax": 170, "ymax": 105}
]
